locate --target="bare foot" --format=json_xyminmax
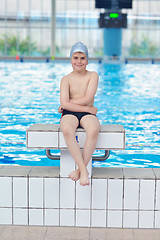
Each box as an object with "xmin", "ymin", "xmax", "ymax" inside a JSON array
[
  {"xmin": 69, "ymin": 169, "xmax": 80, "ymax": 181},
  {"xmin": 79, "ymin": 169, "xmax": 90, "ymax": 186}
]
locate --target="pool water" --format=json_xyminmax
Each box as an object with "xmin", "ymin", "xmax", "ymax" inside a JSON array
[{"xmin": 0, "ymin": 61, "xmax": 160, "ymax": 167}]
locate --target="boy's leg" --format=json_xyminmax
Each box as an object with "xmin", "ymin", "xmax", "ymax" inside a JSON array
[
  {"xmin": 60, "ymin": 115, "xmax": 89, "ymax": 186},
  {"xmin": 80, "ymin": 115, "xmax": 100, "ymax": 167}
]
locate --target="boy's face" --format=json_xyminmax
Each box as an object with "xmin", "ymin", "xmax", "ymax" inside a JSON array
[{"xmin": 71, "ymin": 52, "xmax": 88, "ymax": 72}]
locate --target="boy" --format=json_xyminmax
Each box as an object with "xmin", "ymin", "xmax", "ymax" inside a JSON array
[{"xmin": 59, "ymin": 42, "xmax": 100, "ymax": 186}]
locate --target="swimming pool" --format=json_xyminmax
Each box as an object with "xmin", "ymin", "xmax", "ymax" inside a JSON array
[{"xmin": 0, "ymin": 61, "xmax": 160, "ymax": 167}]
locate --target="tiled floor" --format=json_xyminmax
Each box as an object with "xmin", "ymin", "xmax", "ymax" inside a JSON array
[{"xmin": 0, "ymin": 226, "xmax": 160, "ymax": 240}]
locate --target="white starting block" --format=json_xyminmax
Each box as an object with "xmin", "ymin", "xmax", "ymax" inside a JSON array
[{"xmin": 26, "ymin": 124, "xmax": 125, "ymax": 178}]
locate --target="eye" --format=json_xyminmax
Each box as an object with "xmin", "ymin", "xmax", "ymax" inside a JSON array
[{"xmin": 81, "ymin": 57, "xmax": 85, "ymax": 60}]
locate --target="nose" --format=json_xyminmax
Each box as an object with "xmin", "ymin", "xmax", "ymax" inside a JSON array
[{"xmin": 78, "ymin": 58, "xmax": 81, "ymax": 63}]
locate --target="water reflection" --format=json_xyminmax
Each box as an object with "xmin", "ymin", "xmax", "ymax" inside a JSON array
[{"xmin": 0, "ymin": 62, "xmax": 160, "ymax": 167}]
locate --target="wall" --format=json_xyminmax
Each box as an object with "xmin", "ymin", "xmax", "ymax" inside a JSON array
[{"xmin": 0, "ymin": 166, "xmax": 160, "ymax": 228}]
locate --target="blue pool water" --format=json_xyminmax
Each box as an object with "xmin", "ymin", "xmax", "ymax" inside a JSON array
[{"xmin": 0, "ymin": 61, "xmax": 160, "ymax": 167}]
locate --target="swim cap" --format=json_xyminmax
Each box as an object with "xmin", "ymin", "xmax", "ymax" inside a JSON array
[{"xmin": 70, "ymin": 42, "xmax": 88, "ymax": 59}]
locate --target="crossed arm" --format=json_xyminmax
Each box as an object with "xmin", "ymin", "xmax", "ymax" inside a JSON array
[{"xmin": 59, "ymin": 72, "xmax": 99, "ymax": 115}]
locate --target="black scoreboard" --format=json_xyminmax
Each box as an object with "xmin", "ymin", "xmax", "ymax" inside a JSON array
[
  {"xmin": 95, "ymin": 0, "xmax": 132, "ymax": 9},
  {"xmin": 99, "ymin": 12, "xmax": 127, "ymax": 28}
]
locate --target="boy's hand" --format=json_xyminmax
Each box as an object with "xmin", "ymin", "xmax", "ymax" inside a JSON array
[
  {"xmin": 58, "ymin": 105, "xmax": 63, "ymax": 113},
  {"xmin": 88, "ymin": 106, "xmax": 97, "ymax": 115}
]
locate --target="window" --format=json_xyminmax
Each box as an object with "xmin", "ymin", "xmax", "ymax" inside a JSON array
[{"xmin": 0, "ymin": 0, "xmax": 160, "ymax": 58}]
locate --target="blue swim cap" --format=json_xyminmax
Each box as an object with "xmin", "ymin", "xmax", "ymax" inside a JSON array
[{"xmin": 70, "ymin": 42, "xmax": 88, "ymax": 59}]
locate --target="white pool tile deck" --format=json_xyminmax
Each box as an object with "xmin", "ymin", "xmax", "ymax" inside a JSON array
[
  {"xmin": 124, "ymin": 180, "xmax": 139, "ymax": 210},
  {"xmin": 0, "ymin": 166, "xmax": 160, "ymax": 229}
]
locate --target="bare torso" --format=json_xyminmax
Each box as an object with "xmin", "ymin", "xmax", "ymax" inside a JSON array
[
  {"xmin": 60, "ymin": 67, "xmax": 98, "ymax": 113},
  {"xmin": 67, "ymin": 70, "xmax": 94, "ymax": 106}
]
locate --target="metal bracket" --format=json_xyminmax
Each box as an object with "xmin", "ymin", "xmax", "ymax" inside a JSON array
[
  {"xmin": 92, "ymin": 150, "xmax": 110, "ymax": 161},
  {"xmin": 45, "ymin": 149, "xmax": 110, "ymax": 161},
  {"xmin": 45, "ymin": 149, "xmax": 60, "ymax": 160}
]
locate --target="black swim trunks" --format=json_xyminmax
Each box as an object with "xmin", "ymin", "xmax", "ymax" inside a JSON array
[{"xmin": 61, "ymin": 109, "xmax": 95, "ymax": 128}]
